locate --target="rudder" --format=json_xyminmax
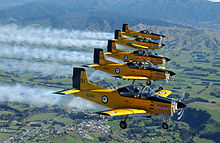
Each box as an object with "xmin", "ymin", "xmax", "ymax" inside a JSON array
[
  {"xmin": 94, "ymin": 48, "xmax": 106, "ymax": 64},
  {"xmin": 107, "ymin": 40, "xmax": 117, "ymax": 53},
  {"xmin": 122, "ymin": 24, "xmax": 129, "ymax": 32},
  {"xmin": 72, "ymin": 67, "xmax": 89, "ymax": 89},
  {"xmin": 114, "ymin": 30, "xmax": 122, "ymax": 40}
]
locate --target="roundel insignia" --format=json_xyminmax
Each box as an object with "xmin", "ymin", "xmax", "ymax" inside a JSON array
[
  {"xmin": 101, "ymin": 96, "xmax": 108, "ymax": 104},
  {"xmin": 115, "ymin": 68, "xmax": 120, "ymax": 74},
  {"xmin": 124, "ymin": 55, "xmax": 128, "ymax": 60}
]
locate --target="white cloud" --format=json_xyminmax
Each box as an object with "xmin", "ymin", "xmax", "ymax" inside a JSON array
[{"xmin": 208, "ymin": 0, "xmax": 220, "ymax": 2}]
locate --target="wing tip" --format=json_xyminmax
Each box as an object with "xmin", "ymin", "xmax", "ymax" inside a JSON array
[
  {"xmin": 53, "ymin": 90, "xmax": 65, "ymax": 95},
  {"xmin": 96, "ymin": 112, "xmax": 111, "ymax": 116},
  {"xmin": 112, "ymin": 75, "xmax": 122, "ymax": 78}
]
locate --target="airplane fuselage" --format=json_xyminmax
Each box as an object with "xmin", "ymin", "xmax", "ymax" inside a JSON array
[
  {"xmin": 113, "ymin": 38, "xmax": 163, "ymax": 49},
  {"xmin": 106, "ymin": 52, "xmax": 165, "ymax": 65},
  {"xmin": 122, "ymin": 31, "xmax": 162, "ymax": 41},
  {"xmin": 92, "ymin": 64, "xmax": 166, "ymax": 81},
  {"xmin": 74, "ymin": 89, "xmax": 172, "ymax": 115}
]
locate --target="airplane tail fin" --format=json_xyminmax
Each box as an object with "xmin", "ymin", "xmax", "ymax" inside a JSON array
[
  {"xmin": 72, "ymin": 67, "xmax": 104, "ymax": 90},
  {"xmin": 72, "ymin": 67, "xmax": 89, "ymax": 89},
  {"xmin": 94, "ymin": 48, "xmax": 117, "ymax": 65},
  {"xmin": 107, "ymin": 40, "xmax": 121, "ymax": 53},
  {"xmin": 122, "ymin": 24, "xmax": 129, "ymax": 32},
  {"xmin": 54, "ymin": 67, "xmax": 105, "ymax": 95},
  {"xmin": 107, "ymin": 40, "xmax": 124, "ymax": 53},
  {"xmin": 114, "ymin": 30, "xmax": 122, "ymax": 40}
]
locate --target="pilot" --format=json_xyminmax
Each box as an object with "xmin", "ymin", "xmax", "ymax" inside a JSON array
[
  {"xmin": 138, "ymin": 62, "xmax": 143, "ymax": 69},
  {"xmin": 138, "ymin": 50, "xmax": 143, "ymax": 55},
  {"xmin": 134, "ymin": 87, "xmax": 140, "ymax": 98}
]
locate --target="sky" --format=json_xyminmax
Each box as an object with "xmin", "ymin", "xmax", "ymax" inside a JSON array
[{"xmin": 208, "ymin": 0, "xmax": 220, "ymax": 2}]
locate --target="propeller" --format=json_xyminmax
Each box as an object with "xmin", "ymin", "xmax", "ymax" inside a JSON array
[
  {"xmin": 162, "ymin": 58, "xmax": 166, "ymax": 66},
  {"xmin": 166, "ymin": 72, "xmax": 170, "ymax": 83},
  {"xmin": 171, "ymin": 91, "xmax": 186, "ymax": 121},
  {"xmin": 170, "ymin": 99, "xmax": 178, "ymax": 117},
  {"xmin": 177, "ymin": 108, "xmax": 184, "ymax": 121},
  {"xmin": 170, "ymin": 91, "xmax": 186, "ymax": 121},
  {"xmin": 159, "ymin": 36, "xmax": 163, "ymax": 45},
  {"xmin": 176, "ymin": 91, "xmax": 186, "ymax": 121}
]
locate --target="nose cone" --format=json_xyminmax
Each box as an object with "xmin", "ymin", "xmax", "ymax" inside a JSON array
[
  {"xmin": 161, "ymin": 35, "xmax": 166, "ymax": 38},
  {"xmin": 177, "ymin": 102, "xmax": 186, "ymax": 108},
  {"xmin": 168, "ymin": 71, "xmax": 176, "ymax": 76},
  {"xmin": 164, "ymin": 57, "xmax": 170, "ymax": 62}
]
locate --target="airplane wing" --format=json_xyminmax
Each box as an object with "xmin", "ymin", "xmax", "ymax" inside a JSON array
[
  {"xmin": 104, "ymin": 52, "xmax": 112, "ymax": 55},
  {"xmin": 129, "ymin": 43, "xmax": 149, "ymax": 49},
  {"xmin": 54, "ymin": 89, "xmax": 80, "ymax": 95},
  {"xmin": 82, "ymin": 64, "xmax": 99, "ymax": 68},
  {"xmin": 97, "ymin": 108, "xmax": 147, "ymax": 116},
  {"xmin": 156, "ymin": 90, "xmax": 172, "ymax": 97},
  {"xmin": 113, "ymin": 75, "xmax": 148, "ymax": 80}
]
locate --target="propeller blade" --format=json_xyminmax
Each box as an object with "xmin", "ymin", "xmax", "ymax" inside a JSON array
[
  {"xmin": 166, "ymin": 73, "xmax": 170, "ymax": 83},
  {"xmin": 177, "ymin": 108, "xmax": 183, "ymax": 116},
  {"xmin": 177, "ymin": 109, "xmax": 184, "ymax": 121},
  {"xmin": 162, "ymin": 58, "xmax": 166, "ymax": 66}
]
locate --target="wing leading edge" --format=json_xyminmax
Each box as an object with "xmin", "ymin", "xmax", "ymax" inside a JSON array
[
  {"xmin": 97, "ymin": 108, "xmax": 147, "ymax": 116},
  {"xmin": 113, "ymin": 75, "xmax": 148, "ymax": 80},
  {"xmin": 54, "ymin": 89, "xmax": 80, "ymax": 95}
]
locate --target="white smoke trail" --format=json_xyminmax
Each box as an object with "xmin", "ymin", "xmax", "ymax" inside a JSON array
[
  {"xmin": 0, "ymin": 44, "xmax": 93, "ymax": 63},
  {"xmin": 0, "ymin": 58, "xmax": 73, "ymax": 75},
  {"xmin": 0, "ymin": 58, "xmax": 112, "ymax": 80},
  {"xmin": 88, "ymin": 70, "xmax": 112, "ymax": 80},
  {"xmin": 0, "ymin": 84, "xmax": 106, "ymax": 110},
  {"xmin": 0, "ymin": 25, "xmax": 110, "ymax": 48}
]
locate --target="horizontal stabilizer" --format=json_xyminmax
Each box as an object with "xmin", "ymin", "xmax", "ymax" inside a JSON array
[
  {"xmin": 54, "ymin": 89, "xmax": 80, "ymax": 95},
  {"xmin": 97, "ymin": 108, "xmax": 147, "ymax": 116},
  {"xmin": 104, "ymin": 52, "xmax": 112, "ymax": 55},
  {"xmin": 82, "ymin": 64, "xmax": 99, "ymax": 68}
]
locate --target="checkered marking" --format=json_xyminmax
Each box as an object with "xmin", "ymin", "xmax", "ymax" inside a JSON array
[{"xmin": 155, "ymin": 106, "xmax": 170, "ymax": 110}]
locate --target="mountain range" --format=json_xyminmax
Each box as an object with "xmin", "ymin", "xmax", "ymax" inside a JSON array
[{"xmin": 0, "ymin": 0, "xmax": 219, "ymax": 31}]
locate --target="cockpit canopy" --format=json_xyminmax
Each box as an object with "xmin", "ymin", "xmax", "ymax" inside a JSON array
[
  {"xmin": 118, "ymin": 85, "xmax": 158, "ymax": 99},
  {"xmin": 135, "ymin": 37, "xmax": 159, "ymax": 44},
  {"xmin": 133, "ymin": 49, "xmax": 156, "ymax": 57},
  {"xmin": 140, "ymin": 30, "xmax": 151, "ymax": 34},
  {"xmin": 135, "ymin": 37, "xmax": 145, "ymax": 42},
  {"xmin": 127, "ymin": 60, "xmax": 156, "ymax": 70}
]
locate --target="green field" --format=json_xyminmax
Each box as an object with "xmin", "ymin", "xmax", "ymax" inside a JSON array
[{"xmin": 0, "ymin": 25, "xmax": 220, "ymax": 142}]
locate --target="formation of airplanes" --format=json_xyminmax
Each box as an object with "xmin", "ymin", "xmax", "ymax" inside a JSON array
[{"xmin": 55, "ymin": 24, "xmax": 186, "ymax": 129}]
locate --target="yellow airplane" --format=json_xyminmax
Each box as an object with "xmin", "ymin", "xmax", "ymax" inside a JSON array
[
  {"xmin": 105, "ymin": 40, "xmax": 170, "ymax": 65},
  {"xmin": 55, "ymin": 67, "xmax": 186, "ymax": 129},
  {"xmin": 83, "ymin": 48, "xmax": 175, "ymax": 85},
  {"xmin": 113, "ymin": 30, "xmax": 165, "ymax": 50},
  {"xmin": 122, "ymin": 24, "xmax": 166, "ymax": 40}
]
